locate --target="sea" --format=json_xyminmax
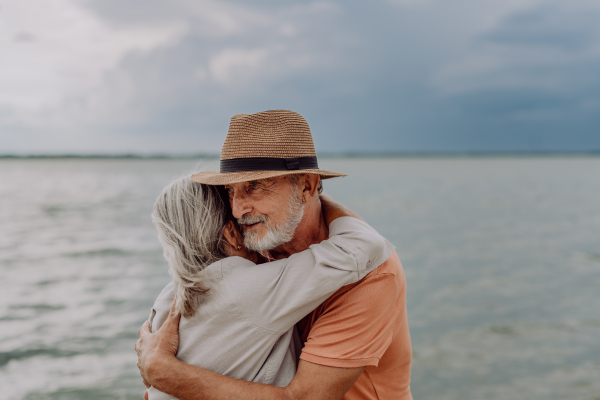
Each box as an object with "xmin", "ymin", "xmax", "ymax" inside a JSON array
[{"xmin": 1, "ymin": 157, "xmax": 599, "ymax": 400}]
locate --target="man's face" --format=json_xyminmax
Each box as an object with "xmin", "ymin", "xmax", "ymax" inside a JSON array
[{"xmin": 224, "ymin": 176, "xmax": 304, "ymax": 252}]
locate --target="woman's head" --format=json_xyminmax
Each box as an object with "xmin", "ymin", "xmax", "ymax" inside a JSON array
[{"xmin": 152, "ymin": 176, "xmax": 234, "ymax": 317}]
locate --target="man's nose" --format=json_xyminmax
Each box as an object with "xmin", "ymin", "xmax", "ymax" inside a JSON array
[{"xmin": 231, "ymin": 192, "xmax": 252, "ymax": 219}]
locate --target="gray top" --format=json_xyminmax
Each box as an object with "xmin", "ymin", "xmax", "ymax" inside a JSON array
[{"xmin": 147, "ymin": 217, "xmax": 395, "ymax": 400}]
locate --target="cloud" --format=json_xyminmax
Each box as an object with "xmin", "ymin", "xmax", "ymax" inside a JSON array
[
  {"xmin": 13, "ymin": 31, "xmax": 36, "ymax": 42},
  {"xmin": 429, "ymin": 1, "xmax": 600, "ymax": 121},
  {"xmin": 0, "ymin": 0, "xmax": 185, "ymax": 120},
  {"xmin": 1, "ymin": 0, "xmax": 599, "ymax": 153},
  {"xmin": 60, "ymin": 1, "xmax": 347, "ymax": 128},
  {"xmin": 385, "ymin": 0, "xmax": 431, "ymax": 9}
]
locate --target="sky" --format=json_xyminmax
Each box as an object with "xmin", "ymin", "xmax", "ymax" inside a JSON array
[{"xmin": 1, "ymin": 0, "xmax": 599, "ymax": 154}]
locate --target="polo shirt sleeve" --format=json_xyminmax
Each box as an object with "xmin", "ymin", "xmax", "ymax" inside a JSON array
[{"xmin": 299, "ymin": 267, "xmax": 401, "ymax": 368}]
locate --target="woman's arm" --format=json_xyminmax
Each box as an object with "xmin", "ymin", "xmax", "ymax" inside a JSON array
[
  {"xmin": 320, "ymin": 194, "xmax": 364, "ymax": 224},
  {"xmin": 228, "ymin": 197, "xmax": 394, "ymax": 334}
]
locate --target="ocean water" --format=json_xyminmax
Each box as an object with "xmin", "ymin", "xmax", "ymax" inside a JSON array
[{"xmin": 0, "ymin": 157, "xmax": 599, "ymax": 400}]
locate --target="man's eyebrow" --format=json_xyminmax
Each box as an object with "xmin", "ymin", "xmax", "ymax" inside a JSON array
[{"xmin": 249, "ymin": 179, "xmax": 274, "ymax": 186}]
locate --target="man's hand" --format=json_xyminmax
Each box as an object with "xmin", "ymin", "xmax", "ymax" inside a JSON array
[
  {"xmin": 134, "ymin": 298, "xmax": 364, "ymax": 400},
  {"xmin": 136, "ymin": 298, "xmax": 181, "ymax": 389}
]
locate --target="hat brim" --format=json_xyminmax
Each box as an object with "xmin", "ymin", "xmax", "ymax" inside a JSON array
[{"xmin": 191, "ymin": 169, "xmax": 347, "ymax": 185}]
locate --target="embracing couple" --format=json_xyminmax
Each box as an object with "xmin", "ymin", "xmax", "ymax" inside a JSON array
[{"xmin": 135, "ymin": 110, "xmax": 413, "ymax": 400}]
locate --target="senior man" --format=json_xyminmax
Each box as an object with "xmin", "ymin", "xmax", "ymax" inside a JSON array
[{"xmin": 136, "ymin": 110, "xmax": 413, "ymax": 400}]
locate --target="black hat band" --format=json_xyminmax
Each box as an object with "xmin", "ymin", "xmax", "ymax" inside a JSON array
[{"xmin": 220, "ymin": 156, "xmax": 319, "ymax": 173}]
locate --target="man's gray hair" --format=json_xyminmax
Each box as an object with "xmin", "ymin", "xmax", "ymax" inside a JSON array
[
  {"xmin": 152, "ymin": 176, "xmax": 229, "ymax": 318},
  {"xmin": 287, "ymin": 173, "xmax": 323, "ymax": 193}
]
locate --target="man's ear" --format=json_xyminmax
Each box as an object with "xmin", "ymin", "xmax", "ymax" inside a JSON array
[
  {"xmin": 302, "ymin": 174, "xmax": 320, "ymax": 203},
  {"xmin": 222, "ymin": 220, "xmax": 240, "ymax": 248}
]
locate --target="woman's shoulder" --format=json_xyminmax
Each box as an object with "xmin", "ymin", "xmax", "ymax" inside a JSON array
[
  {"xmin": 218, "ymin": 256, "xmax": 256, "ymax": 274},
  {"xmin": 149, "ymin": 282, "xmax": 175, "ymax": 332},
  {"xmin": 155, "ymin": 281, "xmax": 175, "ymax": 303},
  {"xmin": 153, "ymin": 257, "xmax": 254, "ymax": 301}
]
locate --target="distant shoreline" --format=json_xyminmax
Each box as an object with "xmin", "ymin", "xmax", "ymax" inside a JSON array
[{"xmin": 1, "ymin": 151, "xmax": 599, "ymax": 159}]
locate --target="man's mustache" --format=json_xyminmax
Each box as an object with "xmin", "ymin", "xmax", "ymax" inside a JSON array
[{"xmin": 237, "ymin": 215, "xmax": 268, "ymax": 228}]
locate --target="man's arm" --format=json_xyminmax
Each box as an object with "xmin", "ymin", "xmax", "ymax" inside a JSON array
[{"xmin": 136, "ymin": 302, "xmax": 364, "ymax": 400}]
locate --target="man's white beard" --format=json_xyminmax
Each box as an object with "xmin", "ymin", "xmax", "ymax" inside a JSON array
[{"xmin": 239, "ymin": 192, "xmax": 305, "ymax": 252}]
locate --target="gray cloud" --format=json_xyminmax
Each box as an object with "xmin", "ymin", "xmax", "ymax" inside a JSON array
[
  {"xmin": 482, "ymin": 5, "xmax": 597, "ymax": 52},
  {"xmin": 1, "ymin": 0, "xmax": 599, "ymax": 154},
  {"xmin": 13, "ymin": 31, "xmax": 36, "ymax": 42}
]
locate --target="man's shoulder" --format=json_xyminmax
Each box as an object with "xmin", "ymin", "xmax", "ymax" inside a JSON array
[
  {"xmin": 368, "ymin": 251, "xmax": 403, "ymax": 278},
  {"xmin": 299, "ymin": 251, "xmax": 408, "ymax": 369},
  {"xmin": 302, "ymin": 251, "xmax": 403, "ymax": 326},
  {"xmin": 332, "ymin": 251, "xmax": 401, "ymax": 303},
  {"xmin": 155, "ymin": 281, "xmax": 176, "ymax": 303},
  {"xmin": 337, "ymin": 251, "xmax": 402, "ymax": 294}
]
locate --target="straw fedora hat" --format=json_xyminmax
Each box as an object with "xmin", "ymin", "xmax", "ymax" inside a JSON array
[{"xmin": 191, "ymin": 110, "xmax": 346, "ymax": 185}]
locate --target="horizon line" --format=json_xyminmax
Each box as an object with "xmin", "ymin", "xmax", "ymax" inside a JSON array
[{"xmin": 1, "ymin": 150, "xmax": 600, "ymax": 159}]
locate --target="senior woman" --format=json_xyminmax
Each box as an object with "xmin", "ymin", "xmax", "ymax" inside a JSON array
[{"xmin": 143, "ymin": 176, "xmax": 394, "ymax": 400}]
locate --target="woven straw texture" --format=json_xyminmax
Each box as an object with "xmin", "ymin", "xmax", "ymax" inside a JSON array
[
  {"xmin": 192, "ymin": 109, "xmax": 346, "ymax": 185},
  {"xmin": 221, "ymin": 110, "xmax": 316, "ymax": 160}
]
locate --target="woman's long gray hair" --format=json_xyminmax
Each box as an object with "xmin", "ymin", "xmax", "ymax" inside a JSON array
[{"xmin": 152, "ymin": 176, "xmax": 231, "ymax": 318}]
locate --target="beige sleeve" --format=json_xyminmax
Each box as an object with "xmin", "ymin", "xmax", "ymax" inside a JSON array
[{"xmin": 225, "ymin": 217, "xmax": 395, "ymax": 334}]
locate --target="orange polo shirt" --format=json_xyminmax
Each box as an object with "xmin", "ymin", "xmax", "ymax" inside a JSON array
[{"xmin": 298, "ymin": 252, "xmax": 413, "ymax": 400}]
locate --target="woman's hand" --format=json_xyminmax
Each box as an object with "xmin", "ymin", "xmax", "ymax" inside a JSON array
[{"xmin": 320, "ymin": 194, "xmax": 364, "ymax": 226}]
